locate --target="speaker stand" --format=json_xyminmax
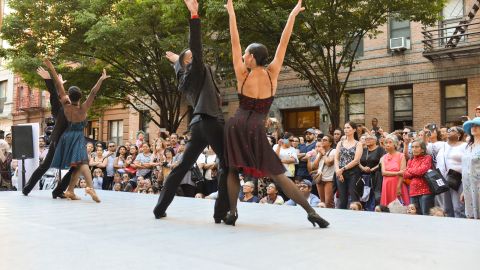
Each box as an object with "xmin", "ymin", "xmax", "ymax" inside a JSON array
[{"xmin": 21, "ymin": 157, "xmax": 26, "ymax": 189}]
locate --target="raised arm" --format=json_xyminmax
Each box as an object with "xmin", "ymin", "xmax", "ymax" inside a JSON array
[
  {"xmin": 225, "ymin": 0, "xmax": 248, "ymax": 80},
  {"xmin": 82, "ymin": 69, "xmax": 109, "ymax": 110},
  {"xmin": 267, "ymin": 0, "xmax": 305, "ymax": 75},
  {"xmin": 43, "ymin": 59, "xmax": 68, "ymax": 103},
  {"xmin": 184, "ymin": 0, "xmax": 204, "ymax": 76},
  {"xmin": 37, "ymin": 67, "xmax": 61, "ymax": 118}
]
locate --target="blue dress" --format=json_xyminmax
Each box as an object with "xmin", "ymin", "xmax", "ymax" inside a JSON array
[{"xmin": 51, "ymin": 121, "xmax": 88, "ymax": 169}]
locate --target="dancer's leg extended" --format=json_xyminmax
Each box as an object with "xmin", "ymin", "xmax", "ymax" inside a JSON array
[
  {"xmin": 64, "ymin": 167, "xmax": 81, "ymax": 200},
  {"xmin": 270, "ymin": 173, "xmax": 329, "ymax": 228},
  {"xmin": 23, "ymin": 143, "xmax": 57, "ymax": 195},
  {"xmin": 153, "ymin": 123, "xmax": 207, "ymax": 218},
  {"xmin": 80, "ymin": 164, "xmax": 100, "ymax": 203}
]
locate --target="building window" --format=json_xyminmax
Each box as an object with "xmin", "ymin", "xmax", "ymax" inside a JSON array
[
  {"xmin": 441, "ymin": 0, "xmax": 465, "ymax": 44},
  {"xmin": 389, "ymin": 17, "xmax": 411, "ymax": 49},
  {"xmin": 391, "ymin": 87, "xmax": 413, "ymax": 130},
  {"xmin": 346, "ymin": 91, "xmax": 365, "ymax": 125},
  {"xmin": 109, "ymin": 120, "xmax": 123, "ymax": 145},
  {"xmin": 442, "ymin": 81, "xmax": 467, "ymax": 127},
  {"xmin": 349, "ymin": 36, "xmax": 364, "ymax": 57},
  {"xmin": 86, "ymin": 121, "xmax": 100, "ymax": 141},
  {"xmin": 282, "ymin": 108, "xmax": 320, "ymax": 136}
]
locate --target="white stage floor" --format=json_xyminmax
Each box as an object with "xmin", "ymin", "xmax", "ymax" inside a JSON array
[{"xmin": 0, "ymin": 190, "xmax": 478, "ymax": 270}]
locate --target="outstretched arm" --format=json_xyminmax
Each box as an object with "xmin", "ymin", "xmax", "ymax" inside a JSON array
[
  {"xmin": 267, "ymin": 0, "xmax": 305, "ymax": 76},
  {"xmin": 184, "ymin": 0, "xmax": 204, "ymax": 76},
  {"xmin": 82, "ymin": 69, "xmax": 110, "ymax": 110},
  {"xmin": 225, "ymin": 0, "xmax": 247, "ymax": 80},
  {"xmin": 43, "ymin": 59, "xmax": 68, "ymax": 104}
]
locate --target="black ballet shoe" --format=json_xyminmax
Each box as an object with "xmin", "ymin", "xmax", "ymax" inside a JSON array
[
  {"xmin": 224, "ymin": 211, "xmax": 238, "ymax": 226},
  {"xmin": 22, "ymin": 190, "xmax": 29, "ymax": 196},
  {"xmin": 52, "ymin": 191, "xmax": 66, "ymax": 199},
  {"xmin": 307, "ymin": 212, "xmax": 329, "ymax": 228},
  {"xmin": 154, "ymin": 211, "xmax": 167, "ymax": 219}
]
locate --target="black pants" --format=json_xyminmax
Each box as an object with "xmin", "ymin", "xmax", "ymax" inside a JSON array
[
  {"xmin": 154, "ymin": 117, "xmax": 229, "ymax": 219},
  {"xmin": 23, "ymin": 142, "xmax": 74, "ymax": 195},
  {"xmin": 336, "ymin": 167, "xmax": 362, "ymax": 209},
  {"xmin": 103, "ymin": 176, "xmax": 114, "ymax": 190},
  {"xmin": 177, "ymin": 184, "xmax": 197, "ymax": 197}
]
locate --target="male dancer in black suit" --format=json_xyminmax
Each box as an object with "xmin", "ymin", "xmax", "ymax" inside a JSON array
[
  {"xmin": 153, "ymin": 0, "xmax": 229, "ymax": 223},
  {"xmin": 22, "ymin": 67, "xmax": 74, "ymax": 198}
]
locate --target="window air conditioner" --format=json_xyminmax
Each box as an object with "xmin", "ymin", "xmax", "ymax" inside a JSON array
[{"xmin": 390, "ymin": 37, "xmax": 408, "ymax": 51}]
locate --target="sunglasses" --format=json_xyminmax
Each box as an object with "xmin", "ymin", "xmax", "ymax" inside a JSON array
[{"xmin": 447, "ymin": 128, "xmax": 457, "ymax": 133}]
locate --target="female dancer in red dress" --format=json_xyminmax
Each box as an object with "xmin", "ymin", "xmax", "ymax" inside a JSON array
[{"xmin": 223, "ymin": 0, "xmax": 329, "ymax": 228}]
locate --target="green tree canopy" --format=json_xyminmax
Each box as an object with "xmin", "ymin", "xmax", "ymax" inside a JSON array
[
  {"xmin": 1, "ymin": 0, "xmax": 195, "ymax": 132},
  {"xmin": 205, "ymin": 0, "xmax": 446, "ymax": 129}
]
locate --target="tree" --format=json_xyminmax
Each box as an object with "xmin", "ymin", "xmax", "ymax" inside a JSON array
[
  {"xmin": 205, "ymin": 0, "xmax": 446, "ymax": 129},
  {"xmin": 1, "ymin": 0, "xmax": 194, "ymax": 132}
]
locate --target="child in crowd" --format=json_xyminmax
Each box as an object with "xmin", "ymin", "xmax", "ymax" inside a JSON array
[
  {"xmin": 407, "ymin": 204, "xmax": 417, "ymax": 215},
  {"xmin": 92, "ymin": 168, "xmax": 103, "ymax": 190}
]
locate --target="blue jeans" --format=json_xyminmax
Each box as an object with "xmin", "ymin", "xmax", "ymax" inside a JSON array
[{"xmin": 410, "ymin": 194, "xmax": 435, "ymax": 215}]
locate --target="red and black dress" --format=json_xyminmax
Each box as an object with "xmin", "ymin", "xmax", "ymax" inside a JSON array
[{"xmin": 224, "ymin": 71, "xmax": 285, "ymax": 178}]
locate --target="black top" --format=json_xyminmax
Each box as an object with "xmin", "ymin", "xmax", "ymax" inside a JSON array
[
  {"xmin": 360, "ymin": 146, "xmax": 385, "ymax": 170},
  {"xmin": 44, "ymin": 79, "xmax": 68, "ymax": 144},
  {"xmin": 173, "ymin": 18, "xmax": 224, "ymax": 127}
]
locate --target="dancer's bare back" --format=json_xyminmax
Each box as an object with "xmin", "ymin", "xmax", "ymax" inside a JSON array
[{"xmin": 43, "ymin": 59, "xmax": 109, "ymax": 123}]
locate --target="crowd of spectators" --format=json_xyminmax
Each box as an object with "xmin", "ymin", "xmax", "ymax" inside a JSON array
[{"xmin": 1, "ymin": 105, "xmax": 479, "ymax": 219}]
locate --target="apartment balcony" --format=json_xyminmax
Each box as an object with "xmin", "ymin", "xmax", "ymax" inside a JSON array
[
  {"xmin": 17, "ymin": 93, "xmax": 47, "ymax": 113},
  {"xmin": 422, "ymin": 1, "xmax": 480, "ymax": 60}
]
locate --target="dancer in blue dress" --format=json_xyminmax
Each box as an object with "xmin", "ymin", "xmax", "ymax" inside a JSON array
[
  {"xmin": 45, "ymin": 59, "xmax": 109, "ymax": 202},
  {"xmin": 223, "ymin": 0, "xmax": 329, "ymax": 228}
]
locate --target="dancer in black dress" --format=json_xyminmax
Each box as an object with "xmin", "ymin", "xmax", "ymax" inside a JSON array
[{"xmin": 224, "ymin": 0, "xmax": 329, "ymax": 228}]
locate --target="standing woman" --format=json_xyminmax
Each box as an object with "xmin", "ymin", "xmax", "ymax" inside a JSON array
[
  {"xmin": 309, "ymin": 135, "xmax": 336, "ymax": 208},
  {"xmin": 461, "ymin": 118, "xmax": 480, "ymax": 219},
  {"xmin": 223, "ymin": 0, "xmax": 328, "ymax": 227},
  {"xmin": 380, "ymin": 134, "xmax": 409, "ymax": 206},
  {"xmin": 436, "ymin": 127, "xmax": 466, "ymax": 218},
  {"xmin": 114, "ymin": 146, "xmax": 128, "ymax": 176},
  {"xmin": 90, "ymin": 146, "xmax": 107, "ymax": 175},
  {"xmin": 359, "ymin": 134, "xmax": 385, "ymax": 209},
  {"xmin": 334, "ymin": 121, "xmax": 364, "ymax": 209},
  {"xmin": 404, "ymin": 139, "xmax": 433, "ymax": 215},
  {"xmin": 45, "ymin": 59, "xmax": 109, "ymax": 202}
]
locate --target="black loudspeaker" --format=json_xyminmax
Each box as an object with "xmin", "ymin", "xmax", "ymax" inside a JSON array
[{"xmin": 12, "ymin": 125, "xmax": 34, "ymax": 159}]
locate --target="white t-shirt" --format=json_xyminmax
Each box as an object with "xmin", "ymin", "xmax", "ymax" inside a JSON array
[
  {"xmin": 272, "ymin": 145, "xmax": 299, "ymax": 177},
  {"xmin": 436, "ymin": 142, "xmax": 467, "ymax": 177}
]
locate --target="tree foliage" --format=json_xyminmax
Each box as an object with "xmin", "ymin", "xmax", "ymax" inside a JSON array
[{"xmin": 1, "ymin": 0, "xmax": 195, "ymax": 132}]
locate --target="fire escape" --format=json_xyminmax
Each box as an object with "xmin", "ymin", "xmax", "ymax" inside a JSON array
[{"xmin": 422, "ymin": 0, "xmax": 480, "ymax": 60}]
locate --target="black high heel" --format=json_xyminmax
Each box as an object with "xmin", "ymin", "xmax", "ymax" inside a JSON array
[
  {"xmin": 307, "ymin": 212, "xmax": 329, "ymax": 228},
  {"xmin": 52, "ymin": 192, "xmax": 66, "ymax": 199},
  {"xmin": 224, "ymin": 211, "xmax": 238, "ymax": 226}
]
